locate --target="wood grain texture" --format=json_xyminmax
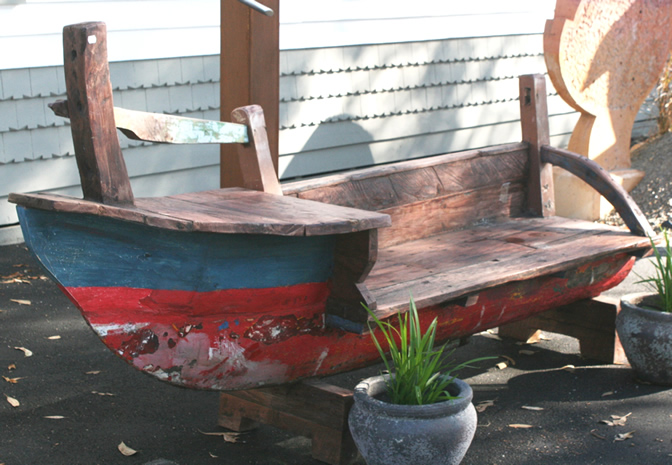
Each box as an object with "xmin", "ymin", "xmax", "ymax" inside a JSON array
[
  {"xmin": 220, "ymin": 0, "xmax": 279, "ymax": 188},
  {"xmin": 62, "ymin": 22, "xmax": 134, "ymax": 205},
  {"xmin": 519, "ymin": 74, "xmax": 554, "ymax": 217},
  {"xmin": 10, "ymin": 188, "xmax": 390, "ymax": 236},
  {"xmin": 541, "ymin": 145, "xmax": 654, "ymax": 237},
  {"xmin": 366, "ymin": 216, "xmax": 650, "ymax": 319},
  {"xmin": 231, "ymin": 105, "xmax": 283, "ymax": 195}
]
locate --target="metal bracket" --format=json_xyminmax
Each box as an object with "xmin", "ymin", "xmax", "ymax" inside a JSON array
[{"xmin": 237, "ymin": 0, "xmax": 274, "ymax": 16}]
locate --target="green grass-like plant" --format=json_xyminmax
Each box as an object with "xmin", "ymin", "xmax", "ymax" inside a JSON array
[
  {"xmin": 637, "ymin": 230, "xmax": 672, "ymax": 313},
  {"xmin": 365, "ymin": 296, "xmax": 492, "ymax": 405}
]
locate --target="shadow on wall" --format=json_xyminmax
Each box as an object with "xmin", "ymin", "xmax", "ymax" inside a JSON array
[{"xmin": 282, "ymin": 116, "xmax": 375, "ymax": 180}]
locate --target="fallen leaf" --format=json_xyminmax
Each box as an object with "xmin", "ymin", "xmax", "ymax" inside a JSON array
[
  {"xmin": 521, "ymin": 405, "xmax": 544, "ymax": 411},
  {"xmin": 590, "ymin": 429, "xmax": 606, "ymax": 440},
  {"xmin": 199, "ymin": 430, "xmax": 243, "ymax": 443},
  {"xmin": 475, "ymin": 400, "xmax": 495, "ymax": 413},
  {"xmin": 614, "ymin": 431, "xmax": 636, "ymax": 442},
  {"xmin": 46, "ymin": 335, "xmax": 61, "ymax": 340},
  {"xmin": 561, "ymin": 365, "xmax": 576, "ymax": 373},
  {"xmin": 7, "ymin": 364, "xmax": 16, "ymax": 370},
  {"xmin": 5, "ymin": 394, "xmax": 19, "ymax": 407},
  {"xmin": 10, "ymin": 299, "xmax": 31, "ymax": 306},
  {"xmin": 602, "ymin": 413, "xmax": 632, "ymax": 427},
  {"xmin": 118, "ymin": 442, "xmax": 137, "ymax": 456},
  {"xmin": 44, "ymin": 415, "xmax": 65, "ymax": 420},
  {"xmin": 2, "ymin": 376, "xmax": 25, "ymax": 384},
  {"xmin": 14, "ymin": 347, "xmax": 32, "ymax": 357},
  {"xmin": 508, "ymin": 424, "xmax": 534, "ymax": 429}
]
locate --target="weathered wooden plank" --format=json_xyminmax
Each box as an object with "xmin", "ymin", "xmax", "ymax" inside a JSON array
[
  {"xmin": 62, "ymin": 22, "xmax": 134, "ymax": 205},
  {"xmin": 221, "ymin": 0, "xmax": 279, "ymax": 188},
  {"xmin": 218, "ymin": 380, "xmax": 357, "ymax": 465},
  {"xmin": 431, "ymin": 150, "xmax": 528, "ymax": 194},
  {"xmin": 364, "ymin": 217, "xmax": 650, "ymax": 318},
  {"xmin": 231, "ymin": 105, "xmax": 283, "ymax": 195},
  {"xmin": 49, "ymin": 100, "xmax": 249, "ymax": 145},
  {"xmin": 541, "ymin": 145, "xmax": 654, "ymax": 237},
  {"xmin": 377, "ymin": 183, "xmax": 526, "ymax": 247},
  {"xmin": 283, "ymin": 143, "xmax": 528, "ymax": 197},
  {"xmin": 326, "ymin": 229, "xmax": 379, "ymax": 321},
  {"xmin": 519, "ymin": 74, "xmax": 554, "ymax": 217}
]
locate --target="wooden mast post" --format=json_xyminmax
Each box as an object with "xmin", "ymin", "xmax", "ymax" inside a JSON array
[
  {"xmin": 220, "ymin": 0, "xmax": 280, "ymax": 188},
  {"xmin": 218, "ymin": 3, "xmax": 358, "ymax": 463}
]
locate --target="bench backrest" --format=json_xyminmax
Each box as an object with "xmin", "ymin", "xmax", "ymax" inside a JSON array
[{"xmin": 284, "ymin": 143, "xmax": 531, "ymax": 248}]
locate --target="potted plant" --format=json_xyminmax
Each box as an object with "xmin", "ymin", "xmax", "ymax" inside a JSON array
[
  {"xmin": 616, "ymin": 231, "xmax": 672, "ymax": 385},
  {"xmin": 348, "ymin": 297, "xmax": 491, "ymax": 465}
]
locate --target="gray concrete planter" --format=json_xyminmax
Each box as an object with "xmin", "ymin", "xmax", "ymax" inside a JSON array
[
  {"xmin": 348, "ymin": 374, "xmax": 477, "ymax": 465},
  {"xmin": 617, "ymin": 292, "xmax": 672, "ymax": 386}
]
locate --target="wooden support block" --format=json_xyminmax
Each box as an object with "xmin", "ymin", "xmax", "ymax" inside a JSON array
[
  {"xmin": 218, "ymin": 380, "xmax": 358, "ymax": 465},
  {"xmin": 498, "ymin": 295, "xmax": 627, "ymax": 364}
]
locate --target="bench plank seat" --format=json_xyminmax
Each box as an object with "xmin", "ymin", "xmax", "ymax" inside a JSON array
[{"xmin": 367, "ymin": 216, "xmax": 649, "ymax": 319}]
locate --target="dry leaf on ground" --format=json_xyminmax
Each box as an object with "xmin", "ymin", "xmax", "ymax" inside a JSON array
[
  {"xmin": 521, "ymin": 405, "xmax": 544, "ymax": 411},
  {"xmin": 10, "ymin": 299, "xmax": 31, "ymax": 306},
  {"xmin": 199, "ymin": 430, "xmax": 243, "ymax": 443},
  {"xmin": 601, "ymin": 413, "xmax": 632, "ymax": 427},
  {"xmin": 5, "ymin": 394, "xmax": 19, "ymax": 407},
  {"xmin": 7, "ymin": 364, "xmax": 16, "ymax": 370},
  {"xmin": 2, "ymin": 376, "xmax": 24, "ymax": 384},
  {"xmin": 118, "ymin": 442, "xmax": 138, "ymax": 456},
  {"xmin": 590, "ymin": 429, "xmax": 606, "ymax": 440},
  {"xmin": 14, "ymin": 347, "xmax": 32, "ymax": 357},
  {"xmin": 614, "ymin": 431, "xmax": 635, "ymax": 442},
  {"xmin": 475, "ymin": 400, "xmax": 495, "ymax": 413}
]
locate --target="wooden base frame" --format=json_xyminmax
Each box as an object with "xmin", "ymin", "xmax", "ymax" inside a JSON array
[
  {"xmin": 218, "ymin": 380, "xmax": 358, "ymax": 465},
  {"xmin": 498, "ymin": 296, "xmax": 627, "ymax": 364}
]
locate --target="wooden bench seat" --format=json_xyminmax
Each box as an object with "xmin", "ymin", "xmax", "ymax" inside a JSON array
[{"xmin": 367, "ymin": 216, "xmax": 649, "ymax": 319}]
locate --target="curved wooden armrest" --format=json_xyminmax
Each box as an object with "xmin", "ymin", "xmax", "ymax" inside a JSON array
[{"xmin": 540, "ymin": 145, "xmax": 654, "ymax": 237}]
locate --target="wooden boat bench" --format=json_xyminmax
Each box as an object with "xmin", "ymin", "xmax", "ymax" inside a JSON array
[{"xmin": 8, "ymin": 22, "xmax": 654, "ymax": 465}]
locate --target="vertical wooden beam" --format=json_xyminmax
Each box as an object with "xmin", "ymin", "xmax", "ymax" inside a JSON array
[
  {"xmin": 519, "ymin": 74, "xmax": 554, "ymax": 217},
  {"xmin": 63, "ymin": 22, "xmax": 134, "ymax": 205},
  {"xmin": 220, "ymin": 0, "xmax": 279, "ymax": 188}
]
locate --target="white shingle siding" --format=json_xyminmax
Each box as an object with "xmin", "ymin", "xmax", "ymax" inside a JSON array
[{"xmin": 0, "ymin": 1, "xmax": 660, "ymax": 233}]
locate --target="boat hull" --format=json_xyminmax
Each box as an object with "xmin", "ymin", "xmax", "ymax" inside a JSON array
[{"xmin": 18, "ymin": 206, "xmax": 635, "ymax": 390}]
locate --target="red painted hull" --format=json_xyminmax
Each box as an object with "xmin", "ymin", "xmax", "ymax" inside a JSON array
[{"xmin": 61, "ymin": 255, "xmax": 634, "ymax": 390}]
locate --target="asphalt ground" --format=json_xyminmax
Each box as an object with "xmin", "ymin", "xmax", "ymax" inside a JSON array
[{"xmin": 1, "ymin": 243, "xmax": 671, "ymax": 465}]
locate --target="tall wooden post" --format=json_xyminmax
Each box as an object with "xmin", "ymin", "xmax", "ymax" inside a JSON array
[{"xmin": 220, "ymin": 0, "xmax": 280, "ymax": 188}]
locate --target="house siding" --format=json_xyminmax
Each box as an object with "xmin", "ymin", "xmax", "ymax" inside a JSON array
[{"xmin": 0, "ymin": 1, "xmax": 659, "ymax": 240}]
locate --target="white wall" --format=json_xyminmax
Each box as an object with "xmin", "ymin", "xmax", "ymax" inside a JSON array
[{"xmin": 0, "ymin": 0, "xmax": 556, "ymax": 69}]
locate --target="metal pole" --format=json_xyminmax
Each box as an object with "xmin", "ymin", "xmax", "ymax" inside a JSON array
[{"xmin": 237, "ymin": 0, "xmax": 274, "ymax": 16}]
